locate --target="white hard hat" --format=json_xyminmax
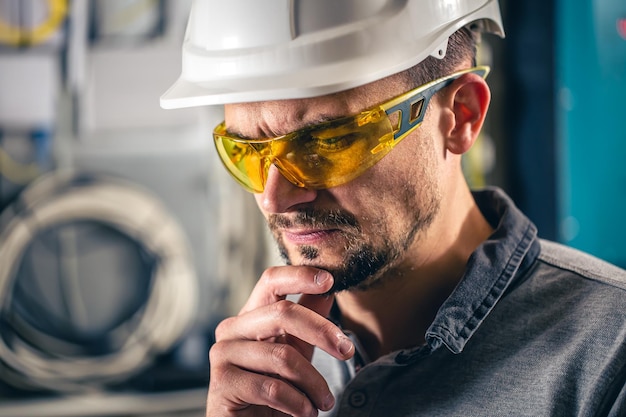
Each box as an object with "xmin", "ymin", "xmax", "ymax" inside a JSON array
[{"xmin": 161, "ymin": 0, "xmax": 504, "ymax": 109}]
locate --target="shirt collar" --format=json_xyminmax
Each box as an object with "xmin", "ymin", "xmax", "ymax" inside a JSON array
[{"xmin": 424, "ymin": 187, "xmax": 540, "ymax": 354}]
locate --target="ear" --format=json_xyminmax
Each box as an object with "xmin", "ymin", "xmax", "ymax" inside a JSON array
[{"xmin": 440, "ymin": 73, "xmax": 491, "ymax": 155}]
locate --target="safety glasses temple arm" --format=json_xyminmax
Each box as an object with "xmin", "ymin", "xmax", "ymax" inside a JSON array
[{"xmin": 381, "ymin": 66, "xmax": 490, "ymax": 141}]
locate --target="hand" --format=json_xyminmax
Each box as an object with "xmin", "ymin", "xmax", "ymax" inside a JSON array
[{"xmin": 206, "ymin": 266, "xmax": 355, "ymax": 417}]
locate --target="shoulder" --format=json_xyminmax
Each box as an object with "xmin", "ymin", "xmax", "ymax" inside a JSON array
[{"xmin": 537, "ymin": 239, "xmax": 626, "ymax": 290}]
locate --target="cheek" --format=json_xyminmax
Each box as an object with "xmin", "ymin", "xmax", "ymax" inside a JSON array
[
  {"xmin": 346, "ymin": 132, "xmax": 442, "ymax": 219},
  {"xmin": 253, "ymin": 194, "xmax": 270, "ymax": 219},
  {"xmin": 367, "ymin": 132, "xmax": 440, "ymax": 192},
  {"xmin": 338, "ymin": 163, "xmax": 414, "ymax": 229}
]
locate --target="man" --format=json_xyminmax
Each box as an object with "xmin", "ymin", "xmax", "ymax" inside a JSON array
[{"xmin": 162, "ymin": 1, "xmax": 626, "ymax": 415}]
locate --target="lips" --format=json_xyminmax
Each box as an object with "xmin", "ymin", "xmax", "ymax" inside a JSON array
[{"xmin": 282, "ymin": 228, "xmax": 339, "ymax": 245}]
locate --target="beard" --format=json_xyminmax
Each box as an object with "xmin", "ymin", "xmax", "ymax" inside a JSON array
[{"xmin": 267, "ymin": 193, "xmax": 439, "ymax": 293}]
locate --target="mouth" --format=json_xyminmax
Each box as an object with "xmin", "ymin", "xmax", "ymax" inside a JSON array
[
  {"xmin": 282, "ymin": 228, "xmax": 342, "ymax": 246},
  {"xmin": 269, "ymin": 208, "xmax": 360, "ymax": 253}
]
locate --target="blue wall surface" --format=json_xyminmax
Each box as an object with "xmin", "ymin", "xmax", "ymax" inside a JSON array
[{"xmin": 556, "ymin": 0, "xmax": 626, "ymax": 267}]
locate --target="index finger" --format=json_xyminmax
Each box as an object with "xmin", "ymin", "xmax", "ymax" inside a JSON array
[
  {"xmin": 239, "ymin": 265, "xmax": 333, "ymax": 314},
  {"xmin": 217, "ymin": 300, "xmax": 354, "ymax": 361}
]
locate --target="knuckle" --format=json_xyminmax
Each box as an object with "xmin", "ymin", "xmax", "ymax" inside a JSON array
[
  {"xmin": 260, "ymin": 378, "xmax": 283, "ymax": 403},
  {"xmin": 207, "ymin": 341, "xmax": 227, "ymax": 365},
  {"xmin": 270, "ymin": 343, "xmax": 295, "ymax": 368},
  {"xmin": 264, "ymin": 265, "xmax": 281, "ymax": 275},
  {"xmin": 214, "ymin": 317, "xmax": 235, "ymax": 341},
  {"xmin": 293, "ymin": 392, "xmax": 315, "ymax": 417},
  {"xmin": 207, "ymin": 349, "xmax": 233, "ymax": 384},
  {"xmin": 271, "ymin": 299, "xmax": 296, "ymax": 319},
  {"xmin": 260, "ymin": 378, "xmax": 313, "ymax": 415},
  {"xmin": 259, "ymin": 266, "xmax": 279, "ymax": 285}
]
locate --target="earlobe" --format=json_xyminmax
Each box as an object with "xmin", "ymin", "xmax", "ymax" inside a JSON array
[{"xmin": 443, "ymin": 74, "xmax": 491, "ymax": 155}]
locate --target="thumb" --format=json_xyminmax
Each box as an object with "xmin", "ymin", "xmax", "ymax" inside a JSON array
[{"xmin": 298, "ymin": 292, "xmax": 335, "ymax": 319}]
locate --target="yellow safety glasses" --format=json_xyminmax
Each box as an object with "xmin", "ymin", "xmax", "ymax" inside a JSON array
[{"xmin": 214, "ymin": 66, "xmax": 489, "ymax": 193}]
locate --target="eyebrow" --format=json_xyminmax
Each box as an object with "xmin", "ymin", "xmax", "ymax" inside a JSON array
[{"xmin": 226, "ymin": 113, "xmax": 347, "ymax": 140}]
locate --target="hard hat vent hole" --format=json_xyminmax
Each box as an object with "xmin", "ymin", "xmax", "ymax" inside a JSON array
[{"xmin": 430, "ymin": 38, "xmax": 449, "ymax": 60}]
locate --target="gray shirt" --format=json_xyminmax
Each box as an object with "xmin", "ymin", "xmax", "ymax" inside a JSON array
[{"xmin": 314, "ymin": 187, "xmax": 626, "ymax": 416}]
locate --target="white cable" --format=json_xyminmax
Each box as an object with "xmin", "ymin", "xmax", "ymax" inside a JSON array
[{"xmin": 0, "ymin": 170, "xmax": 198, "ymax": 392}]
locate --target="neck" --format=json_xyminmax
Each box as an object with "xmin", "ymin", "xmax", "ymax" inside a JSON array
[{"xmin": 335, "ymin": 184, "xmax": 492, "ymax": 361}]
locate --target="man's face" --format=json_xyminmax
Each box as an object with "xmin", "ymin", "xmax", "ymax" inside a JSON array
[{"xmin": 224, "ymin": 78, "xmax": 445, "ymax": 293}]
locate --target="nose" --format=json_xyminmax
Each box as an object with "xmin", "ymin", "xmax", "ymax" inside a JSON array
[{"xmin": 256, "ymin": 165, "xmax": 317, "ymax": 213}]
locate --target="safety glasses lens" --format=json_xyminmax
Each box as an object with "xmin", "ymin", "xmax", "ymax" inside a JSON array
[
  {"xmin": 214, "ymin": 134, "xmax": 266, "ymax": 193},
  {"xmin": 214, "ymin": 111, "xmax": 393, "ymax": 192}
]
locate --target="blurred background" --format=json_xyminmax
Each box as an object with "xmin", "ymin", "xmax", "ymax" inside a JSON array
[{"xmin": 0, "ymin": 0, "xmax": 624, "ymax": 416}]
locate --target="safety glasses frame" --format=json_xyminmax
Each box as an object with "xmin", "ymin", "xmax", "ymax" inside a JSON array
[{"xmin": 214, "ymin": 66, "xmax": 490, "ymax": 193}]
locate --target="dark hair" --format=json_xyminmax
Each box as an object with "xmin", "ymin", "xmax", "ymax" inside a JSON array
[{"xmin": 403, "ymin": 26, "xmax": 479, "ymax": 87}]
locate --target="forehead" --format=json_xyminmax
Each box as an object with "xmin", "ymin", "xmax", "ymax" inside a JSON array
[{"xmin": 224, "ymin": 75, "xmax": 407, "ymax": 138}]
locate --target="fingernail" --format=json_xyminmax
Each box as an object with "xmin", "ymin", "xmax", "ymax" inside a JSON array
[
  {"xmin": 322, "ymin": 392, "xmax": 335, "ymax": 411},
  {"xmin": 338, "ymin": 335, "xmax": 354, "ymax": 356},
  {"xmin": 314, "ymin": 271, "xmax": 331, "ymax": 286}
]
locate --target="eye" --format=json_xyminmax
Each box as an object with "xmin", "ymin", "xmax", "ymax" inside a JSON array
[{"xmin": 314, "ymin": 133, "xmax": 357, "ymax": 153}]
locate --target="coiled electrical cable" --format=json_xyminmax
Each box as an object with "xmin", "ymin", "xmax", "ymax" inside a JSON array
[
  {"xmin": 0, "ymin": 170, "xmax": 198, "ymax": 392},
  {"xmin": 0, "ymin": 0, "xmax": 68, "ymax": 46}
]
